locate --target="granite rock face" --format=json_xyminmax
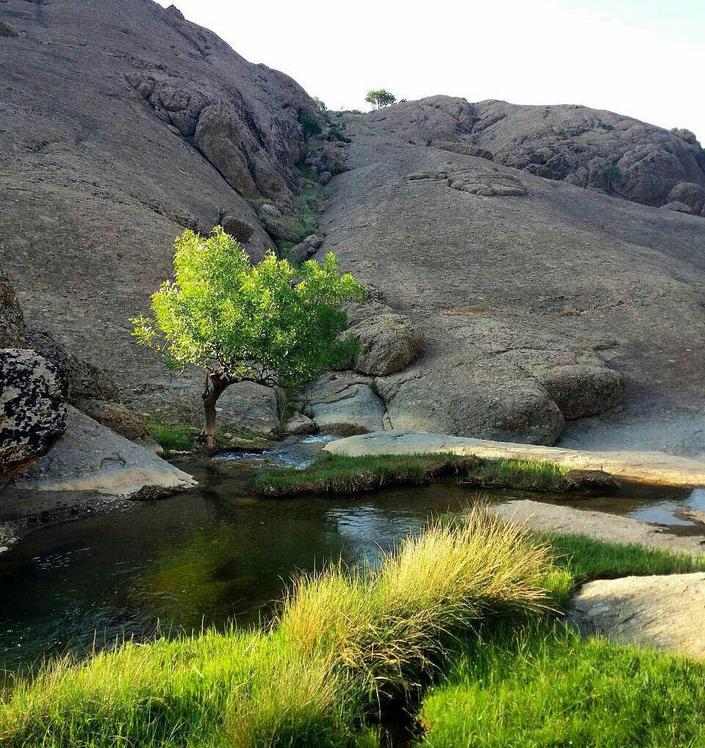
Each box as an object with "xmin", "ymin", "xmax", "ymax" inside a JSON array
[
  {"xmin": 0, "ymin": 350, "xmax": 67, "ymax": 481},
  {"xmin": 351, "ymin": 313, "xmax": 423, "ymax": 376},
  {"xmin": 315, "ymin": 105, "xmax": 705, "ymax": 446},
  {"xmin": 0, "ymin": 271, "xmax": 26, "ymax": 348},
  {"xmin": 0, "ymin": 0, "xmax": 320, "ymax": 424},
  {"xmin": 371, "ymin": 96, "xmax": 705, "ymax": 212},
  {"xmin": 4, "ymin": 3, "xmax": 705, "ymax": 450}
]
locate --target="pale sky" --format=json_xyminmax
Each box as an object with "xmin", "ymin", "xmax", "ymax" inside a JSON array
[{"xmin": 158, "ymin": 0, "xmax": 705, "ymax": 141}]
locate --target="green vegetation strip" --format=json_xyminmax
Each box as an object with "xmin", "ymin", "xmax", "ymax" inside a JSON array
[
  {"xmin": 418, "ymin": 620, "xmax": 705, "ymax": 748},
  {"xmin": 3, "ymin": 517, "xmax": 705, "ymax": 747},
  {"xmin": 255, "ymin": 453, "xmax": 568, "ymax": 497}
]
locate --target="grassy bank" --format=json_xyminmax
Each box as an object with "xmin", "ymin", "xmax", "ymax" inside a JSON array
[
  {"xmin": 418, "ymin": 620, "xmax": 705, "ymax": 747},
  {"xmin": 255, "ymin": 453, "xmax": 568, "ymax": 497},
  {"xmin": 0, "ymin": 509, "xmax": 558, "ymax": 747},
  {"xmin": 3, "ymin": 515, "xmax": 703, "ymax": 747}
]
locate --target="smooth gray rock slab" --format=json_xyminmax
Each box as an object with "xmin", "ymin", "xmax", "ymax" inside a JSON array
[
  {"xmin": 325, "ymin": 431, "xmax": 705, "ymax": 488},
  {"xmin": 308, "ymin": 372, "xmax": 386, "ymax": 436},
  {"xmin": 2, "ymin": 406, "xmax": 196, "ymax": 522},
  {"xmin": 571, "ymin": 573, "xmax": 705, "ymax": 658},
  {"xmin": 495, "ymin": 499, "xmax": 705, "ymax": 556}
]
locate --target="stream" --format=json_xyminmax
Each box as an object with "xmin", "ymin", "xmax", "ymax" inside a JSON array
[{"xmin": 2, "ymin": 436, "xmax": 705, "ymax": 671}]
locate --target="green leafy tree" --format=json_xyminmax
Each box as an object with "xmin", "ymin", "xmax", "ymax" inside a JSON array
[
  {"xmin": 132, "ymin": 228, "xmax": 366, "ymax": 449},
  {"xmin": 365, "ymin": 89, "xmax": 397, "ymax": 109}
]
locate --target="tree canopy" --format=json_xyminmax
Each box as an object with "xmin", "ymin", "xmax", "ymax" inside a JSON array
[
  {"xmin": 365, "ymin": 89, "xmax": 397, "ymax": 109},
  {"xmin": 132, "ymin": 228, "xmax": 366, "ymax": 390}
]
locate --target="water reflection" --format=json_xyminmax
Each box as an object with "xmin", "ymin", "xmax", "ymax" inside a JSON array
[{"xmin": 1, "ymin": 448, "xmax": 703, "ymax": 671}]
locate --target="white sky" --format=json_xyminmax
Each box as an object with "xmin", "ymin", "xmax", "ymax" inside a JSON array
[{"xmin": 158, "ymin": 0, "xmax": 705, "ymax": 141}]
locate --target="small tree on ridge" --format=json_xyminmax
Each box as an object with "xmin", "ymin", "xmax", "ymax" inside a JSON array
[
  {"xmin": 365, "ymin": 89, "xmax": 397, "ymax": 109},
  {"xmin": 132, "ymin": 228, "xmax": 366, "ymax": 449}
]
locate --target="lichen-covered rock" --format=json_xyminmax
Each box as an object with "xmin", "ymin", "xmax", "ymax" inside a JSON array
[
  {"xmin": 351, "ymin": 313, "xmax": 424, "ymax": 376},
  {"xmin": 538, "ymin": 364, "xmax": 625, "ymax": 420},
  {"xmin": 0, "ymin": 350, "xmax": 67, "ymax": 481}
]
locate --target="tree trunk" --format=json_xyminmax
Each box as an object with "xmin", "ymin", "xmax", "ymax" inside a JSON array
[{"xmin": 201, "ymin": 371, "xmax": 230, "ymax": 452}]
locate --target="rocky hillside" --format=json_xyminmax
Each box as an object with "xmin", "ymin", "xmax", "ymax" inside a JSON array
[
  {"xmin": 369, "ymin": 96, "xmax": 705, "ymax": 214},
  {"xmin": 0, "ymin": 0, "xmax": 321, "ymax": 426},
  {"xmin": 311, "ymin": 105, "xmax": 705, "ymax": 451},
  {"xmin": 3, "ymin": 0, "xmax": 705, "ymax": 452}
]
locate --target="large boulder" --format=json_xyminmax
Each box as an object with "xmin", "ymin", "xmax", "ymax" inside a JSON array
[
  {"xmin": 351, "ymin": 313, "xmax": 424, "ymax": 376},
  {"xmin": 307, "ymin": 371, "xmax": 386, "ymax": 435},
  {"xmin": 378, "ymin": 362, "xmax": 565, "ymax": 444},
  {"xmin": 217, "ymin": 381, "xmax": 280, "ymax": 435},
  {"xmin": 571, "ymin": 573, "xmax": 705, "ymax": 659},
  {"xmin": 667, "ymin": 182, "xmax": 705, "ymax": 216},
  {"xmin": 537, "ymin": 364, "xmax": 625, "ymax": 420},
  {"xmin": 2, "ymin": 407, "xmax": 196, "ymax": 539},
  {"xmin": 0, "ymin": 349, "xmax": 67, "ymax": 481}
]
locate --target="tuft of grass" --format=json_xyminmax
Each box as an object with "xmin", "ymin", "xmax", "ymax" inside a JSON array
[
  {"xmin": 418, "ymin": 620, "xmax": 705, "ymax": 747},
  {"xmin": 0, "ymin": 509, "xmax": 555, "ymax": 747},
  {"xmin": 147, "ymin": 422, "xmax": 195, "ymax": 452},
  {"xmin": 460, "ymin": 458, "xmax": 566, "ymax": 492},
  {"xmin": 255, "ymin": 453, "xmax": 569, "ymax": 497},
  {"xmin": 546, "ymin": 532, "xmax": 705, "ymax": 583},
  {"xmin": 540, "ymin": 532, "xmax": 705, "ymax": 609}
]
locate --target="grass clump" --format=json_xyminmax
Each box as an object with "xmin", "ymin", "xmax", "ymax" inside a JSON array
[
  {"xmin": 418, "ymin": 621, "xmax": 705, "ymax": 747},
  {"xmin": 255, "ymin": 453, "xmax": 569, "ymax": 497},
  {"xmin": 147, "ymin": 422, "xmax": 195, "ymax": 452},
  {"xmin": 460, "ymin": 458, "xmax": 566, "ymax": 492},
  {"xmin": 546, "ymin": 532, "xmax": 705, "ymax": 583},
  {"xmin": 0, "ymin": 509, "xmax": 556, "ymax": 747}
]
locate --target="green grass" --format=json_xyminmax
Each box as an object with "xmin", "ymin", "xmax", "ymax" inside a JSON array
[
  {"xmin": 418, "ymin": 621, "xmax": 705, "ymax": 747},
  {"xmin": 147, "ymin": 422, "xmax": 195, "ymax": 452},
  {"xmin": 0, "ymin": 509, "xmax": 556, "ymax": 748},
  {"xmin": 5, "ymin": 513, "xmax": 704, "ymax": 747},
  {"xmin": 546, "ymin": 532, "xmax": 705, "ymax": 583},
  {"xmin": 255, "ymin": 453, "xmax": 476, "ymax": 496},
  {"xmin": 542, "ymin": 532, "xmax": 705, "ymax": 608},
  {"xmin": 460, "ymin": 458, "xmax": 566, "ymax": 492},
  {"xmin": 255, "ymin": 453, "xmax": 569, "ymax": 497}
]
